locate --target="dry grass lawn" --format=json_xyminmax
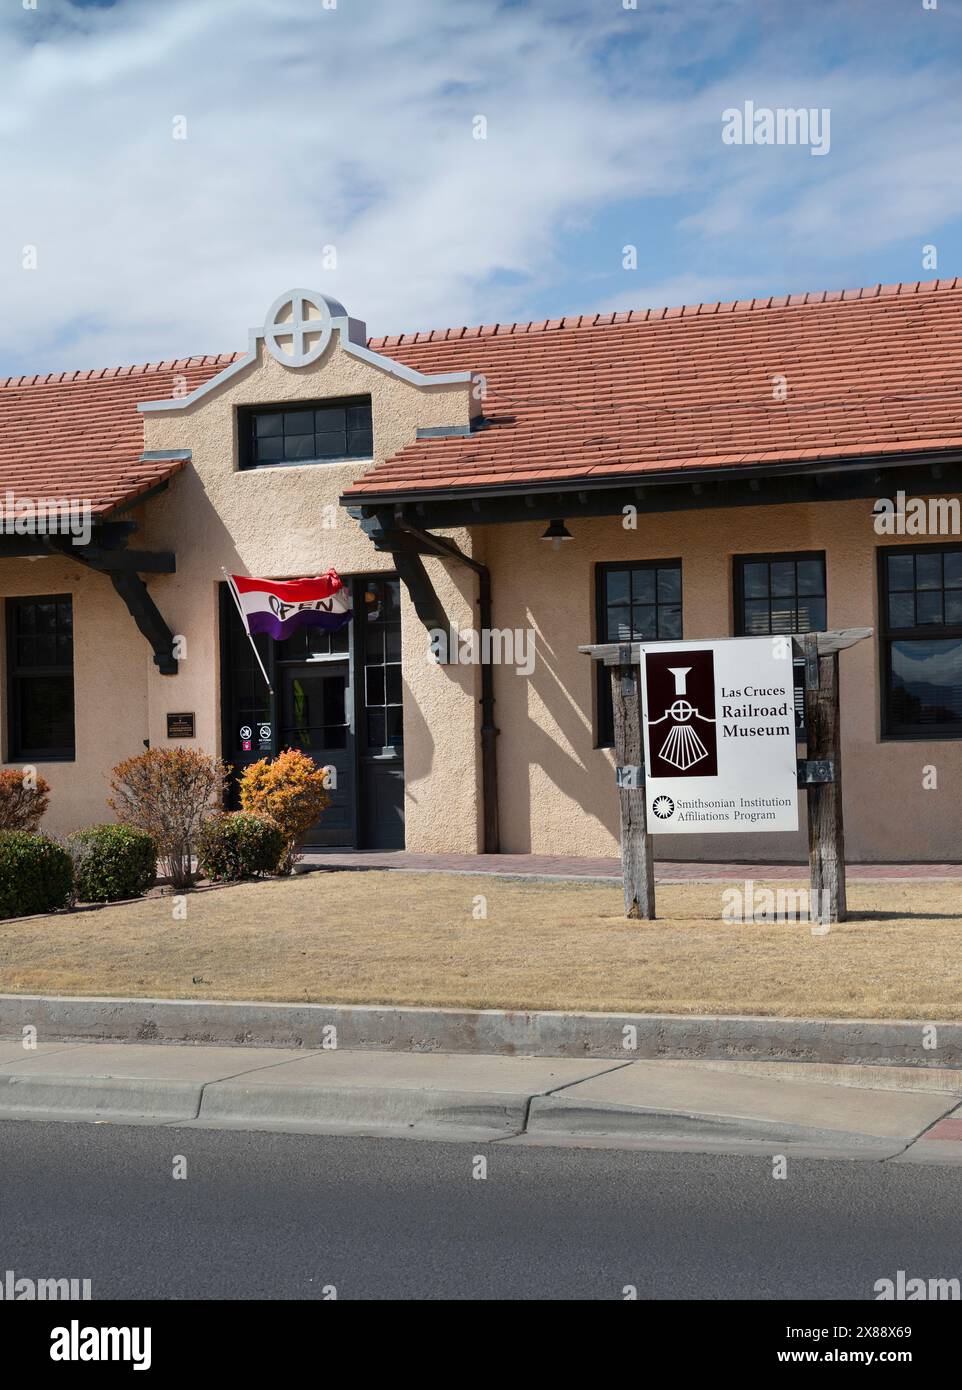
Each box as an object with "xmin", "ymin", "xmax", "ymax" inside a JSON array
[{"xmin": 1, "ymin": 871, "xmax": 960, "ymax": 1018}]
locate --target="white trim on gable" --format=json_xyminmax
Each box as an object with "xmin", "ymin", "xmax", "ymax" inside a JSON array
[{"xmin": 137, "ymin": 289, "xmax": 473, "ymax": 414}]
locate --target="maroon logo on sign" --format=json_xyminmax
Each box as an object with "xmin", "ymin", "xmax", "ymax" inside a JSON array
[{"xmin": 645, "ymin": 649, "xmax": 718, "ymax": 779}]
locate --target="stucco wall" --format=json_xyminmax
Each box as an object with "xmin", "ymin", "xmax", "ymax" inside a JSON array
[
  {"xmin": 0, "ymin": 325, "xmax": 482, "ymax": 846},
  {"xmin": 0, "ymin": 549, "xmax": 150, "ymax": 836},
  {"xmin": 140, "ymin": 328, "xmax": 481, "ymax": 851},
  {"xmin": 400, "ymin": 554, "xmax": 483, "ymax": 853},
  {"xmin": 480, "ymin": 496, "xmax": 962, "ymax": 862}
]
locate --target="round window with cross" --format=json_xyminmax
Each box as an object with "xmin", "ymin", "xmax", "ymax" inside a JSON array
[{"xmin": 263, "ymin": 289, "xmax": 344, "ymax": 368}]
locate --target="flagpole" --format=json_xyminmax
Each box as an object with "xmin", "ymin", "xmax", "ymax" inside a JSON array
[{"xmin": 223, "ymin": 569, "xmax": 273, "ymax": 695}]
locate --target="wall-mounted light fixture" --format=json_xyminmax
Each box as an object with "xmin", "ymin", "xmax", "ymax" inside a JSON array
[{"xmin": 541, "ymin": 519, "xmax": 572, "ymax": 552}]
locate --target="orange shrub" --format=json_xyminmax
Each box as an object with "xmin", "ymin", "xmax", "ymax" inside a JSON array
[
  {"xmin": 109, "ymin": 747, "xmax": 229, "ymax": 889},
  {"xmin": 0, "ymin": 769, "xmax": 51, "ymax": 832},
  {"xmin": 239, "ymin": 748, "xmax": 330, "ymax": 872}
]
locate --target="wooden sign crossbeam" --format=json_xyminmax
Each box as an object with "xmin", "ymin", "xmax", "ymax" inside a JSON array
[
  {"xmin": 579, "ymin": 629, "xmax": 872, "ymax": 924},
  {"xmin": 577, "ymin": 627, "xmax": 872, "ymax": 665}
]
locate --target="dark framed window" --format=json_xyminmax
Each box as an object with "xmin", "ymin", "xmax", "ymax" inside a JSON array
[
  {"xmin": 361, "ymin": 578, "xmax": 403, "ymax": 751},
  {"xmin": 239, "ymin": 396, "xmax": 373, "ymax": 469},
  {"xmin": 879, "ymin": 544, "xmax": 962, "ymax": 738},
  {"xmin": 6, "ymin": 594, "xmax": 75, "ymax": 760},
  {"xmin": 595, "ymin": 560, "xmax": 682, "ymax": 747},
  {"xmin": 733, "ymin": 552, "xmax": 826, "ymax": 635},
  {"xmin": 277, "ymin": 622, "xmax": 349, "ymax": 663},
  {"xmin": 734, "ymin": 552, "xmax": 826, "ymax": 739}
]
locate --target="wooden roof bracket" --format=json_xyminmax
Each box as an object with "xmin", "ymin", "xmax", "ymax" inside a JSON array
[{"xmin": 43, "ymin": 529, "xmax": 179, "ymax": 675}]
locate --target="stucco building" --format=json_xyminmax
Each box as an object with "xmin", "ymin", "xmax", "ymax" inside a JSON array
[{"xmin": 1, "ymin": 280, "xmax": 960, "ymax": 861}]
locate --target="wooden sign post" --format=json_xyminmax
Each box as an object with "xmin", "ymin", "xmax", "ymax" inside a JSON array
[
  {"xmin": 610, "ymin": 643, "xmax": 656, "ymax": 919},
  {"xmin": 579, "ymin": 628, "xmax": 870, "ymax": 925},
  {"xmin": 797, "ymin": 632, "xmax": 854, "ymax": 925}
]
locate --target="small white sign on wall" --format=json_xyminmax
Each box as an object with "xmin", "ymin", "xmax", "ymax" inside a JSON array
[{"xmin": 639, "ymin": 637, "xmax": 799, "ymax": 834}]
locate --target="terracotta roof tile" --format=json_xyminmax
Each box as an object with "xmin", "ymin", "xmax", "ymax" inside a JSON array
[
  {"xmin": 0, "ymin": 353, "xmax": 241, "ymax": 517},
  {"xmin": 350, "ymin": 278, "xmax": 962, "ymax": 498},
  {"xmin": 6, "ymin": 280, "xmax": 962, "ymax": 514}
]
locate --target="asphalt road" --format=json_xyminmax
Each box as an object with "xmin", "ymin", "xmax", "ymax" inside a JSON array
[{"xmin": 1, "ymin": 1119, "xmax": 960, "ymax": 1300}]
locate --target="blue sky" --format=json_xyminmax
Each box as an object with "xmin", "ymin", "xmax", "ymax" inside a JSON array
[{"xmin": 1, "ymin": 0, "xmax": 961, "ymax": 373}]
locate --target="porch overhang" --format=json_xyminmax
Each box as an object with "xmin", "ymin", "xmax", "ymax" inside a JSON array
[
  {"xmin": 341, "ymin": 445, "xmax": 962, "ymax": 531},
  {"xmin": 0, "ymin": 493, "xmax": 180, "ymax": 675}
]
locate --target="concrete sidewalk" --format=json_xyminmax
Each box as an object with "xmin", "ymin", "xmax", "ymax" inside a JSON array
[
  {"xmin": 299, "ymin": 849, "xmax": 962, "ymax": 883},
  {"xmin": 1, "ymin": 1040, "xmax": 961, "ymax": 1162}
]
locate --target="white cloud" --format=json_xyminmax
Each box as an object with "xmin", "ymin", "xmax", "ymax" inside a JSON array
[
  {"xmin": 682, "ymin": 67, "xmax": 962, "ymax": 252},
  {"xmin": 0, "ymin": 0, "xmax": 960, "ymax": 373},
  {"xmin": 0, "ymin": 0, "xmax": 685, "ymax": 371}
]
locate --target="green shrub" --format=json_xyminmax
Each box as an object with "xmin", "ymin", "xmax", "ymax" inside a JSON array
[
  {"xmin": 67, "ymin": 824, "xmax": 157, "ymax": 903},
  {"xmin": 196, "ymin": 812, "xmax": 283, "ymax": 882},
  {"xmin": 0, "ymin": 832, "xmax": 73, "ymax": 919}
]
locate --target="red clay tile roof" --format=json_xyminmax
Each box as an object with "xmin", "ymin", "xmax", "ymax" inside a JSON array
[
  {"xmin": 4, "ymin": 280, "xmax": 962, "ymax": 517},
  {"xmin": 0, "ymin": 355, "xmax": 240, "ymax": 519},
  {"xmin": 347, "ymin": 277, "xmax": 962, "ymax": 499}
]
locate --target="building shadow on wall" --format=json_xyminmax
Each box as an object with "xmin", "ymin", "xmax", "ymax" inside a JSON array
[{"xmin": 493, "ymin": 615, "xmax": 616, "ymax": 853}]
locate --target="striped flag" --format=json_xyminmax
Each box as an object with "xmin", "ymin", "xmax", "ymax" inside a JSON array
[{"xmin": 228, "ymin": 571, "xmax": 352, "ymax": 641}]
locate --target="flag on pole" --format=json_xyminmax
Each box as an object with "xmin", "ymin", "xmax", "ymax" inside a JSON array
[{"xmin": 228, "ymin": 571, "xmax": 352, "ymax": 641}]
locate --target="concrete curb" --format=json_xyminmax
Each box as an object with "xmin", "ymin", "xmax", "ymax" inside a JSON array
[
  {"xmin": 0, "ymin": 1072, "xmax": 202, "ymax": 1124},
  {"xmin": 1, "ymin": 1044, "xmax": 959, "ymax": 1160},
  {"xmin": 0, "ymin": 1046, "xmax": 625, "ymax": 1143},
  {"xmin": 2, "ymin": 994, "xmax": 960, "ymax": 1067},
  {"xmin": 522, "ymin": 1098, "xmax": 907, "ymax": 1159},
  {"xmin": 192, "ymin": 1082, "xmax": 526, "ymax": 1138},
  {"xmin": 0, "ymin": 1071, "xmax": 529, "ymax": 1139}
]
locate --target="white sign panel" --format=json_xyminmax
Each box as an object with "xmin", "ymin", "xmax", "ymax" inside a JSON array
[{"xmin": 639, "ymin": 638, "xmax": 799, "ymax": 834}]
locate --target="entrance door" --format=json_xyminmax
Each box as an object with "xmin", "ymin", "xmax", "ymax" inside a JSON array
[
  {"xmin": 280, "ymin": 662, "xmax": 354, "ymax": 847},
  {"xmin": 219, "ymin": 576, "xmax": 403, "ymax": 850}
]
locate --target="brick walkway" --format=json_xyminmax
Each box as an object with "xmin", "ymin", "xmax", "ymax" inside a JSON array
[{"xmin": 300, "ymin": 850, "xmax": 962, "ymax": 883}]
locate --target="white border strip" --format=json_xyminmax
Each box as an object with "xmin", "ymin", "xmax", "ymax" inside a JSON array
[{"xmin": 138, "ymin": 305, "xmax": 473, "ymax": 415}]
